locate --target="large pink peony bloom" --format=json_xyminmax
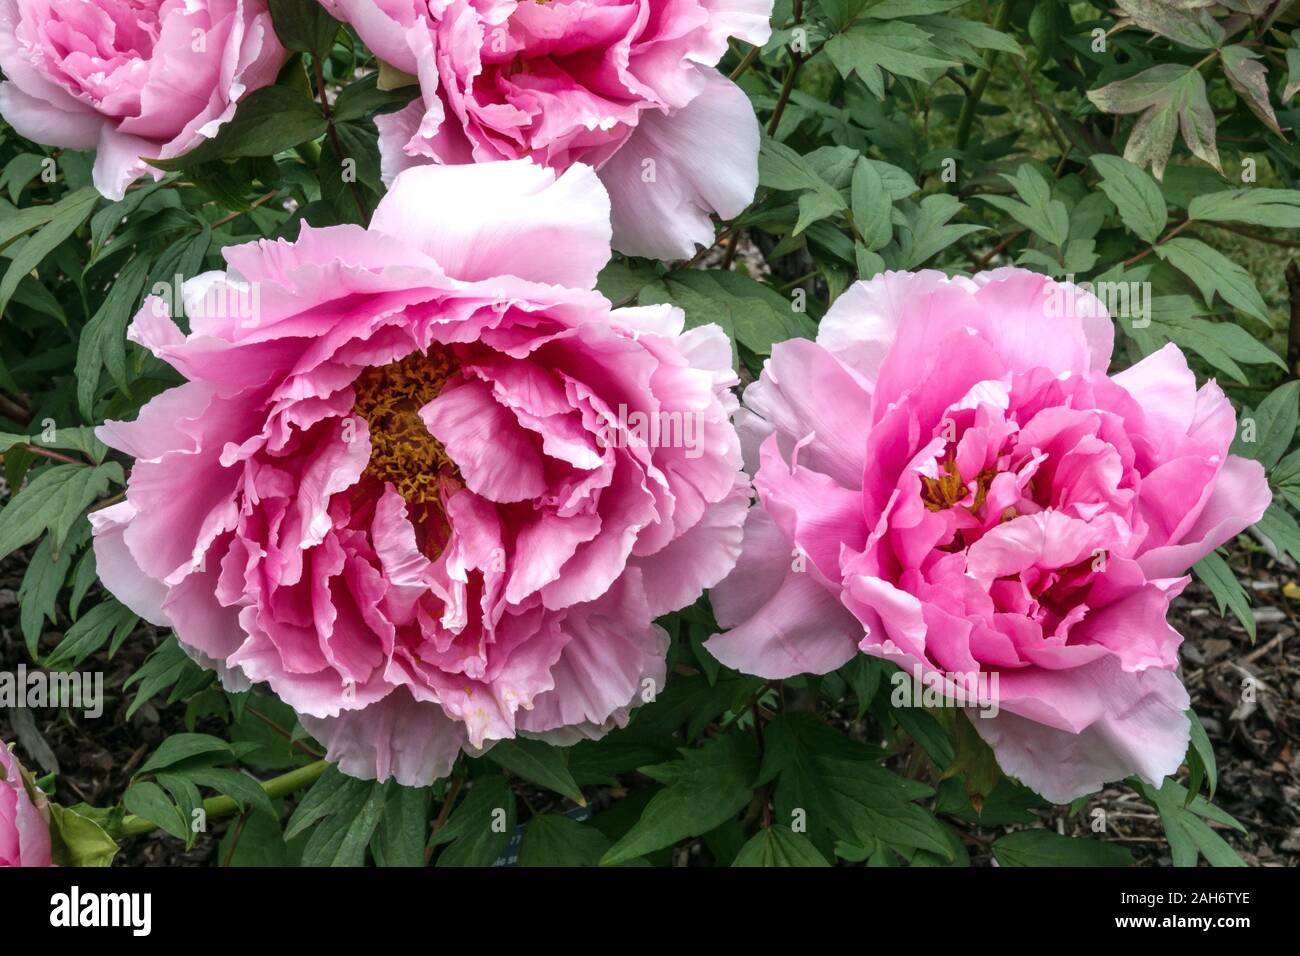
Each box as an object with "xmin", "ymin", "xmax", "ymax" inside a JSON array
[
  {"xmin": 1, "ymin": 741, "xmax": 52, "ymax": 867},
  {"xmin": 0, "ymin": 0, "xmax": 286, "ymax": 199},
  {"xmin": 706, "ymin": 268, "xmax": 1271, "ymax": 803},
  {"xmin": 90, "ymin": 159, "xmax": 747, "ymax": 786},
  {"xmin": 318, "ymin": 0, "xmax": 772, "ymax": 261}
]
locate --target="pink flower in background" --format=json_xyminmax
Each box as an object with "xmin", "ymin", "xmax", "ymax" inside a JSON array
[
  {"xmin": 0, "ymin": 0, "xmax": 286, "ymax": 199},
  {"xmin": 91, "ymin": 159, "xmax": 747, "ymax": 786},
  {"xmin": 706, "ymin": 268, "xmax": 1272, "ymax": 803},
  {"xmin": 319, "ymin": 0, "xmax": 772, "ymax": 260},
  {"xmin": 1, "ymin": 741, "xmax": 52, "ymax": 867}
]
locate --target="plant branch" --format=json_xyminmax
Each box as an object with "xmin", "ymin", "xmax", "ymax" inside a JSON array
[
  {"xmin": 118, "ymin": 758, "xmax": 330, "ymax": 838},
  {"xmin": 210, "ymin": 189, "xmax": 280, "ymax": 230},
  {"xmin": 1122, "ymin": 219, "xmax": 1192, "ymax": 267},
  {"xmin": 954, "ymin": 0, "xmax": 1014, "ymax": 152}
]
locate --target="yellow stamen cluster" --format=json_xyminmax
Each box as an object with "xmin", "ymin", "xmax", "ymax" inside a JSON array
[
  {"xmin": 352, "ymin": 347, "xmax": 460, "ymax": 506},
  {"xmin": 920, "ymin": 457, "xmax": 1000, "ymax": 515}
]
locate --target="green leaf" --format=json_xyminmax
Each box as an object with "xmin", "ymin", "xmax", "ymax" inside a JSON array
[
  {"xmin": 123, "ymin": 782, "xmax": 188, "ymax": 841},
  {"xmin": 1090, "ymin": 155, "xmax": 1167, "ymax": 244},
  {"xmin": 284, "ymin": 766, "xmax": 362, "ymax": 839},
  {"xmin": 0, "ymin": 187, "xmax": 91, "ymax": 252},
  {"xmin": 0, "ymin": 186, "xmax": 98, "ymax": 317},
  {"xmin": 1232, "ymin": 380, "xmax": 1299, "ymax": 468},
  {"xmin": 1254, "ymin": 503, "xmax": 1300, "ymax": 564},
  {"xmin": 1133, "ymin": 777, "xmax": 1246, "ymax": 867},
  {"xmin": 1193, "ymin": 552, "xmax": 1255, "ymax": 641},
  {"xmin": 0, "ymin": 461, "xmax": 122, "ymax": 562},
  {"xmin": 519, "ymin": 815, "xmax": 611, "ymax": 867},
  {"xmin": 370, "ymin": 782, "xmax": 431, "ymax": 868},
  {"xmin": 76, "ymin": 255, "xmax": 152, "ymax": 419},
  {"xmin": 1088, "ymin": 65, "xmax": 1220, "ymax": 179},
  {"xmin": 47, "ymin": 803, "xmax": 120, "ymax": 867},
  {"xmin": 1124, "ymin": 296, "xmax": 1283, "ymax": 386},
  {"xmin": 485, "ymin": 737, "xmax": 585, "ymax": 806},
  {"xmin": 299, "ymin": 779, "xmax": 387, "ymax": 867},
  {"xmin": 824, "ymin": 22, "xmax": 958, "ymax": 98},
  {"xmin": 1116, "ymin": 0, "xmax": 1223, "ymax": 49},
  {"xmin": 1220, "ymin": 45, "xmax": 1282, "ymax": 137},
  {"xmin": 17, "ymin": 531, "xmax": 76, "ymax": 658},
  {"xmin": 268, "ymin": 0, "xmax": 340, "ymax": 57},
  {"xmin": 182, "ymin": 768, "xmax": 277, "ymax": 820},
  {"xmin": 851, "ymin": 156, "xmax": 892, "ymax": 252},
  {"xmin": 641, "ymin": 269, "xmax": 817, "ymax": 363},
  {"xmin": 1186, "ymin": 710, "xmax": 1218, "ymax": 802},
  {"xmin": 758, "ymin": 713, "xmax": 947, "ymax": 861},
  {"xmin": 43, "ymin": 599, "xmax": 137, "ymax": 670},
  {"xmin": 433, "ymin": 774, "xmax": 515, "ymax": 868},
  {"xmin": 600, "ymin": 732, "xmax": 759, "ymax": 866},
  {"xmin": 891, "ymin": 194, "xmax": 984, "ymax": 269},
  {"xmin": 148, "ymin": 86, "xmax": 328, "ymax": 169},
  {"xmin": 978, "ymin": 164, "xmax": 1069, "ymax": 248},
  {"xmin": 1274, "ymin": 447, "xmax": 1300, "ymax": 510},
  {"xmin": 218, "ymin": 808, "xmax": 295, "ymax": 867},
  {"xmin": 333, "ymin": 73, "xmax": 422, "ymax": 123},
  {"xmin": 794, "ymin": 189, "xmax": 847, "ymax": 235},
  {"xmin": 0, "ymin": 153, "xmax": 47, "ymax": 204},
  {"xmin": 732, "ymin": 825, "xmax": 831, "ymax": 867},
  {"xmin": 1155, "ymin": 237, "xmax": 1269, "ymax": 323},
  {"xmin": 137, "ymin": 734, "xmax": 235, "ymax": 777},
  {"xmin": 993, "ymin": 830, "xmax": 1133, "ymax": 867},
  {"xmin": 1189, "ymin": 188, "xmax": 1300, "ymax": 229}
]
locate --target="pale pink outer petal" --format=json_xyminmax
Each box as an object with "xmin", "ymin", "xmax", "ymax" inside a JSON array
[
  {"xmin": 370, "ymin": 159, "xmax": 612, "ymax": 288},
  {"xmin": 632, "ymin": 471, "xmax": 751, "ymax": 617},
  {"xmin": 517, "ymin": 571, "xmax": 669, "ymax": 741},
  {"xmin": 300, "ymin": 690, "xmax": 467, "ymax": 787},
  {"xmin": 972, "ymin": 657, "xmax": 1191, "ymax": 804},
  {"xmin": 815, "ymin": 270, "xmax": 962, "ymax": 387},
  {"xmin": 87, "ymin": 501, "xmax": 171, "ymax": 626},
  {"xmin": 1138, "ymin": 456, "xmax": 1272, "ymax": 578},
  {"xmin": 601, "ymin": 68, "xmax": 759, "ymax": 260},
  {"xmin": 743, "ymin": 338, "xmax": 873, "ymax": 488},
  {"xmin": 706, "ymin": 508, "xmax": 861, "ymax": 678},
  {"xmin": 93, "ymin": 125, "xmax": 160, "ymax": 201},
  {"xmin": 0, "ymin": 82, "xmax": 101, "ymax": 149}
]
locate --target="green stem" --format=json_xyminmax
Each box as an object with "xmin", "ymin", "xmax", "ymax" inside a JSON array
[
  {"xmin": 118, "ymin": 759, "xmax": 330, "ymax": 838},
  {"xmin": 954, "ymin": 0, "xmax": 1014, "ymax": 152}
]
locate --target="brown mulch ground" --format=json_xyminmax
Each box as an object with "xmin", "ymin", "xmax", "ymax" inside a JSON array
[{"xmin": 1, "ymin": 539, "xmax": 1296, "ymax": 867}]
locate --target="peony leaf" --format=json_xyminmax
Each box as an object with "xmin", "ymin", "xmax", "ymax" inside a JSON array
[
  {"xmin": 600, "ymin": 732, "xmax": 759, "ymax": 866},
  {"xmin": 519, "ymin": 815, "xmax": 611, "ymax": 867},
  {"xmin": 993, "ymin": 830, "xmax": 1133, "ymax": 867},
  {"xmin": 1221, "ymin": 45, "xmax": 1284, "ymax": 137},
  {"xmin": 732, "ymin": 825, "xmax": 831, "ymax": 867},
  {"xmin": 1091, "ymin": 154, "xmax": 1168, "ymax": 244}
]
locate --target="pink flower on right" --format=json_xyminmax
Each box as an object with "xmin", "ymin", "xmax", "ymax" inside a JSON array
[{"xmin": 706, "ymin": 268, "xmax": 1272, "ymax": 803}]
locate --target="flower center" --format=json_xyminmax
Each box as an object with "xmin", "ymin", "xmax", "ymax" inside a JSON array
[
  {"xmin": 920, "ymin": 457, "xmax": 1001, "ymax": 514},
  {"xmin": 352, "ymin": 347, "xmax": 461, "ymax": 506}
]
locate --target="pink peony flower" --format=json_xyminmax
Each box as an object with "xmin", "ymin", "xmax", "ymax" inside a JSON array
[
  {"xmin": 1, "ymin": 741, "xmax": 52, "ymax": 867},
  {"xmin": 90, "ymin": 159, "xmax": 748, "ymax": 786},
  {"xmin": 706, "ymin": 268, "xmax": 1272, "ymax": 803},
  {"xmin": 0, "ymin": 0, "xmax": 286, "ymax": 199},
  {"xmin": 318, "ymin": 0, "xmax": 772, "ymax": 260}
]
